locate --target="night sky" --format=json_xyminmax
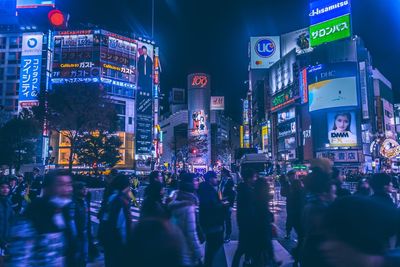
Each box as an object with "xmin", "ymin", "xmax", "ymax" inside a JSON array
[{"xmin": 60, "ymin": 0, "xmax": 400, "ymax": 121}]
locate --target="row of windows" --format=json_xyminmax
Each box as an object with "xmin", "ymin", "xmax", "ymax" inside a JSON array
[
  {"xmin": 0, "ymin": 36, "xmax": 22, "ymax": 49},
  {"xmin": 0, "ymin": 52, "xmax": 21, "ymax": 64}
]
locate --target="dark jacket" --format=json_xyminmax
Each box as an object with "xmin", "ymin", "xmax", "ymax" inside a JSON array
[
  {"xmin": 137, "ymin": 55, "xmax": 153, "ymax": 89},
  {"xmin": 0, "ymin": 196, "xmax": 13, "ymax": 248},
  {"xmin": 286, "ymin": 183, "xmax": 306, "ymax": 236},
  {"xmin": 197, "ymin": 182, "xmax": 224, "ymax": 234},
  {"xmin": 140, "ymin": 197, "xmax": 169, "ymax": 220},
  {"xmin": 236, "ymin": 182, "xmax": 256, "ymax": 251}
]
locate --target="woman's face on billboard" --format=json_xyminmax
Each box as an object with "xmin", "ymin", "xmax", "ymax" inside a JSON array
[{"xmin": 335, "ymin": 115, "xmax": 349, "ymax": 132}]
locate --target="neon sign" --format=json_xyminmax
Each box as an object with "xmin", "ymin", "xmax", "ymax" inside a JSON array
[
  {"xmin": 191, "ymin": 75, "xmax": 208, "ymax": 88},
  {"xmin": 380, "ymin": 139, "xmax": 400, "ymax": 159}
]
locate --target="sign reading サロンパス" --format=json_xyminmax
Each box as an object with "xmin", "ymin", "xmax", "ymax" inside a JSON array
[
  {"xmin": 310, "ymin": 14, "xmax": 351, "ymax": 47},
  {"xmin": 19, "ymin": 33, "xmax": 43, "ymax": 107}
]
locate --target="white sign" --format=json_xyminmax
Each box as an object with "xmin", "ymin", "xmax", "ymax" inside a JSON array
[
  {"xmin": 269, "ymin": 50, "xmax": 296, "ymax": 94},
  {"xmin": 210, "ymin": 96, "xmax": 225, "ymax": 110},
  {"xmin": 22, "ymin": 33, "xmax": 43, "ymax": 56},
  {"xmin": 281, "ymin": 28, "xmax": 313, "ymax": 56},
  {"xmin": 250, "ymin": 36, "xmax": 280, "ymax": 69}
]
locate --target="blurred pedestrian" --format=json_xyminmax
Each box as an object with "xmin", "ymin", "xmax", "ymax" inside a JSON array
[
  {"xmin": 354, "ymin": 178, "xmax": 372, "ymax": 197},
  {"xmin": 370, "ymin": 173, "xmax": 395, "ymax": 207},
  {"xmin": 24, "ymin": 170, "xmax": 73, "ymax": 266},
  {"xmin": 284, "ymin": 170, "xmax": 296, "ymax": 239},
  {"xmin": 300, "ymin": 159, "xmax": 336, "ymax": 267},
  {"xmin": 232, "ymin": 168, "xmax": 258, "ymax": 267},
  {"xmin": 128, "ymin": 218, "xmax": 184, "ymax": 267},
  {"xmin": 29, "ymin": 167, "xmax": 43, "ymax": 201},
  {"xmin": 168, "ymin": 173, "xmax": 203, "ymax": 267},
  {"xmin": 218, "ymin": 168, "xmax": 235, "ymax": 243},
  {"xmin": 331, "ymin": 167, "xmax": 351, "ymax": 198},
  {"xmin": 98, "ymin": 174, "xmax": 132, "ymax": 267},
  {"xmin": 198, "ymin": 171, "xmax": 225, "ymax": 267},
  {"xmin": 140, "ymin": 181, "xmax": 169, "ymax": 220},
  {"xmin": 97, "ymin": 169, "xmax": 118, "ymax": 221},
  {"xmin": 321, "ymin": 196, "xmax": 400, "ymax": 267},
  {"xmin": 65, "ymin": 182, "xmax": 92, "ymax": 267},
  {"xmin": 0, "ymin": 180, "xmax": 12, "ymax": 265},
  {"xmin": 252, "ymin": 177, "xmax": 277, "ymax": 267}
]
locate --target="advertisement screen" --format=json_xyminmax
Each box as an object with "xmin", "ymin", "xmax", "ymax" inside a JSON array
[
  {"xmin": 278, "ymin": 108, "xmax": 295, "ymax": 123},
  {"xmin": 269, "ymin": 50, "xmax": 296, "ymax": 94},
  {"xmin": 135, "ymin": 90, "xmax": 153, "ymax": 155},
  {"xmin": 281, "ymin": 28, "xmax": 313, "ymax": 56},
  {"xmin": 191, "ymin": 110, "xmax": 208, "ymax": 135},
  {"xmin": 17, "ymin": 0, "xmax": 54, "ymax": 8},
  {"xmin": 19, "ymin": 33, "xmax": 43, "ymax": 107},
  {"xmin": 262, "ymin": 125, "xmax": 268, "ymax": 151},
  {"xmin": 136, "ymin": 41, "xmax": 153, "ymax": 91},
  {"xmin": 327, "ymin": 111, "xmax": 357, "ymax": 147},
  {"xmin": 310, "ymin": 14, "xmax": 351, "ymax": 47},
  {"xmin": 309, "ymin": 0, "xmax": 351, "ymax": 25},
  {"xmin": 250, "ymin": 36, "xmax": 280, "ymax": 69},
  {"xmin": 308, "ymin": 63, "xmax": 358, "ymax": 112}
]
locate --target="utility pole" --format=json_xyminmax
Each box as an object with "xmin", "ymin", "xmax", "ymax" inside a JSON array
[{"xmin": 151, "ymin": 0, "xmax": 155, "ymax": 38}]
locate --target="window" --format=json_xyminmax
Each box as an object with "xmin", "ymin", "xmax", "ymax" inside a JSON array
[
  {"xmin": 0, "ymin": 37, "xmax": 6, "ymax": 49},
  {"xmin": 5, "ymin": 83, "xmax": 16, "ymax": 96},
  {"xmin": 0, "ymin": 68, "xmax": 3, "ymax": 78},
  {"xmin": 4, "ymin": 98, "xmax": 14, "ymax": 107},
  {"xmin": 9, "ymin": 36, "xmax": 21, "ymax": 49},
  {"xmin": 128, "ymin": 117, "xmax": 133, "ymax": 125},
  {"xmin": 8, "ymin": 52, "xmax": 20, "ymax": 64},
  {"xmin": 0, "ymin": 53, "xmax": 5, "ymax": 64}
]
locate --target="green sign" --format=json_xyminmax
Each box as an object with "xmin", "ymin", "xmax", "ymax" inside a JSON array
[{"xmin": 310, "ymin": 14, "xmax": 351, "ymax": 47}]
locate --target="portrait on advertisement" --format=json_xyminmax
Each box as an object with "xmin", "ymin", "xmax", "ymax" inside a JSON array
[
  {"xmin": 192, "ymin": 111, "xmax": 207, "ymax": 134},
  {"xmin": 137, "ymin": 43, "xmax": 153, "ymax": 90},
  {"xmin": 327, "ymin": 112, "xmax": 357, "ymax": 147}
]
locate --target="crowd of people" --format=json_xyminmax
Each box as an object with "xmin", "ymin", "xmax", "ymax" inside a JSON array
[{"xmin": 0, "ymin": 162, "xmax": 399, "ymax": 267}]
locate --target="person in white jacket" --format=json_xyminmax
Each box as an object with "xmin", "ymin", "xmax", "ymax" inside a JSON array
[{"xmin": 168, "ymin": 173, "xmax": 203, "ymax": 267}]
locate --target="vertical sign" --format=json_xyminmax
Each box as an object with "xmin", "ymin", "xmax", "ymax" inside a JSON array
[
  {"xmin": 359, "ymin": 61, "xmax": 369, "ymax": 119},
  {"xmin": 300, "ymin": 68, "xmax": 308, "ymax": 104},
  {"xmin": 240, "ymin": 125, "xmax": 244, "ymax": 148},
  {"xmin": 19, "ymin": 33, "xmax": 43, "ymax": 108}
]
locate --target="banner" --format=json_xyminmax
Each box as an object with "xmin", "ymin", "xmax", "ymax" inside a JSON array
[
  {"xmin": 310, "ymin": 14, "xmax": 351, "ymax": 47},
  {"xmin": 309, "ymin": 0, "xmax": 351, "ymax": 25},
  {"xmin": 281, "ymin": 28, "xmax": 313, "ymax": 56},
  {"xmin": 250, "ymin": 36, "xmax": 280, "ymax": 69},
  {"xmin": 19, "ymin": 33, "xmax": 43, "ymax": 107}
]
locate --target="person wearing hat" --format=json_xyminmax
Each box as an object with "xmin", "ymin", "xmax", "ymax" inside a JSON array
[
  {"xmin": 168, "ymin": 173, "xmax": 203, "ymax": 267},
  {"xmin": 98, "ymin": 174, "xmax": 132, "ymax": 267},
  {"xmin": 198, "ymin": 171, "xmax": 225, "ymax": 267}
]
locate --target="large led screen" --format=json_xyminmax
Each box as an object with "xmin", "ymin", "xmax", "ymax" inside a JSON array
[
  {"xmin": 327, "ymin": 111, "xmax": 357, "ymax": 147},
  {"xmin": 308, "ymin": 63, "xmax": 358, "ymax": 112},
  {"xmin": 17, "ymin": 0, "xmax": 54, "ymax": 8}
]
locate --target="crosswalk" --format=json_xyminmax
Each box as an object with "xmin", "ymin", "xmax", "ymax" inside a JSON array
[{"xmin": 90, "ymin": 201, "xmax": 141, "ymax": 224}]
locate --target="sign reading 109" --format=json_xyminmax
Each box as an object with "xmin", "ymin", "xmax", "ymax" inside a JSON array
[{"xmin": 255, "ymin": 38, "xmax": 276, "ymax": 58}]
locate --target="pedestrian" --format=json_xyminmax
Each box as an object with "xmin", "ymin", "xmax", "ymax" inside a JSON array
[
  {"xmin": 252, "ymin": 177, "xmax": 278, "ymax": 267},
  {"xmin": 140, "ymin": 181, "xmax": 169, "ymax": 220},
  {"xmin": 168, "ymin": 173, "xmax": 203, "ymax": 267},
  {"xmin": 232, "ymin": 168, "xmax": 258, "ymax": 267},
  {"xmin": 198, "ymin": 171, "xmax": 225, "ymax": 267},
  {"xmin": 331, "ymin": 167, "xmax": 351, "ymax": 198},
  {"xmin": 370, "ymin": 173, "xmax": 395, "ymax": 207},
  {"xmin": 98, "ymin": 174, "xmax": 132, "ymax": 267},
  {"xmin": 0, "ymin": 180, "xmax": 13, "ymax": 265},
  {"xmin": 218, "ymin": 168, "xmax": 236, "ymax": 243},
  {"xmin": 128, "ymin": 218, "xmax": 184, "ymax": 267},
  {"xmin": 300, "ymin": 159, "xmax": 336, "ymax": 267},
  {"xmin": 354, "ymin": 178, "xmax": 372, "ymax": 197},
  {"xmin": 65, "ymin": 182, "xmax": 92, "ymax": 267},
  {"xmin": 97, "ymin": 169, "xmax": 118, "ymax": 222},
  {"xmin": 21, "ymin": 169, "xmax": 73, "ymax": 266},
  {"xmin": 284, "ymin": 170, "xmax": 296, "ymax": 239},
  {"xmin": 321, "ymin": 196, "xmax": 400, "ymax": 267},
  {"xmin": 29, "ymin": 167, "xmax": 43, "ymax": 201}
]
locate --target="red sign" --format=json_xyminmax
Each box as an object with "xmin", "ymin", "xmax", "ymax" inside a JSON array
[{"xmin": 191, "ymin": 75, "xmax": 208, "ymax": 88}]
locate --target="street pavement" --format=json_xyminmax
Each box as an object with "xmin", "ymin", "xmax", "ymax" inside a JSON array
[{"xmin": 88, "ymin": 194, "xmax": 295, "ymax": 267}]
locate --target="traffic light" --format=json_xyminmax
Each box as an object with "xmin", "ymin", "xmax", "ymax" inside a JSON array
[{"xmin": 48, "ymin": 9, "xmax": 69, "ymax": 29}]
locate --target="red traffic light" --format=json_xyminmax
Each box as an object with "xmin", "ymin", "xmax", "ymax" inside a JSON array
[{"xmin": 48, "ymin": 9, "xmax": 65, "ymax": 27}]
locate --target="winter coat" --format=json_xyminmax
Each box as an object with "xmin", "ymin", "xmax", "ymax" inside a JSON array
[
  {"xmin": 140, "ymin": 198, "xmax": 169, "ymax": 220},
  {"xmin": 169, "ymin": 191, "xmax": 202, "ymax": 266},
  {"xmin": 0, "ymin": 197, "xmax": 13, "ymax": 248},
  {"xmin": 197, "ymin": 182, "xmax": 224, "ymax": 234}
]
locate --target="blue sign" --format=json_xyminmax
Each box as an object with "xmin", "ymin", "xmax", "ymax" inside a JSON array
[
  {"xmin": 255, "ymin": 38, "xmax": 277, "ymax": 58},
  {"xmin": 309, "ymin": 0, "xmax": 351, "ymax": 25},
  {"xmin": 19, "ymin": 56, "xmax": 42, "ymax": 102}
]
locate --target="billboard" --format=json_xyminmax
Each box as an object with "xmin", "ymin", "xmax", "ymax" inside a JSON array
[
  {"xmin": 281, "ymin": 28, "xmax": 313, "ymax": 56},
  {"xmin": 269, "ymin": 50, "xmax": 296, "ymax": 94},
  {"xmin": 136, "ymin": 41, "xmax": 153, "ymax": 91},
  {"xmin": 250, "ymin": 36, "xmax": 280, "ymax": 69},
  {"xmin": 327, "ymin": 111, "xmax": 357, "ymax": 147},
  {"xmin": 19, "ymin": 33, "xmax": 43, "ymax": 107},
  {"xmin": 309, "ymin": 0, "xmax": 351, "ymax": 25},
  {"xmin": 308, "ymin": 63, "xmax": 358, "ymax": 112},
  {"xmin": 271, "ymin": 87, "xmax": 299, "ymax": 112},
  {"xmin": 16, "ymin": 0, "xmax": 55, "ymax": 8},
  {"xmin": 210, "ymin": 96, "xmax": 225, "ymax": 111},
  {"xmin": 191, "ymin": 110, "xmax": 208, "ymax": 135},
  {"xmin": 310, "ymin": 14, "xmax": 351, "ymax": 47},
  {"xmin": 300, "ymin": 68, "xmax": 308, "ymax": 104},
  {"xmin": 262, "ymin": 125, "xmax": 269, "ymax": 151},
  {"xmin": 135, "ymin": 90, "xmax": 153, "ymax": 155}
]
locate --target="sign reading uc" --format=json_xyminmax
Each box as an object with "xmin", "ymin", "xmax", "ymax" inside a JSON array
[{"xmin": 255, "ymin": 38, "xmax": 276, "ymax": 58}]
